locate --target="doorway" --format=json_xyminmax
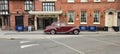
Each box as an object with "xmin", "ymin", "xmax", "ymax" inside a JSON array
[
  {"xmin": 15, "ymin": 16, "xmax": 24, "ymax": 26},
  {"xmin": 107, "ymin": 12, "xmax": 114, "ymax": 27},
  {"xmin": 37, "ymin": 18, "xmax": 43, "ymax": 29},
  {"xmin": 105, "ymin": 11, "xmax": 118, "ymax": 31},
  {"xmin": 118, "ymin": 12, "xmax": 120, "ymax": 26},
  {"xmin": 37, "ymin": 18, "xmax": 57, "ymax": 29},
  {"xmin": 105, "ymin": 11, "xmax": 117, "ymax": 27}
]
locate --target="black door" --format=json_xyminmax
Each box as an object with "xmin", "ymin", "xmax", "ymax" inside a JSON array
[
  {"xmin": 15, "ymin": 16, "xmax": 24, "ymax": 26},
  {"xmin": 43, "ymin": 18, "xmax": 53, "ymax": 29},
  {"xmin": 0, "ymin": 18, "xmax": 2, "ymax": 28},
  {"xmin": 44, "ymin": 18, "xmax": 50, "ymax": 29},
  {"xmin": 118, "ymin": 12, "xmax": 120, "ymax": 26},
  {"xmin": 37, "ymin": 18, "xmax": 43, "ymax": 29}
]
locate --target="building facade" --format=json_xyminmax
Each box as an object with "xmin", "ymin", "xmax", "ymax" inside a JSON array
[{"xmin": 0, "ymin": 0, "xmax": 120, "ymax": 31}]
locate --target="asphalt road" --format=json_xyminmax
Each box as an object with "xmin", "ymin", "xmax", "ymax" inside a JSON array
[{"xmin": 0, "ymin": 34, "xmax": 120, "ymax": 54}]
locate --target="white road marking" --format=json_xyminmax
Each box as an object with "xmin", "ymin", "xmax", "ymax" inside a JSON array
[
  {"xmin": 47, "ymin": 35, "xmax": 83, "ymax": 39},
  {"xmin": 20, "ymin": 41, "xmax": 31, "ymax": 44},
  {"xmin": 20, "ymin": 44, "xmax": 39, "ymax": 49},
  {"xmin": 49, "ymin": 39, "xmax": 85, "ymax": 54},
  {"xmin": 83, "ymin": 37, "xmax": 120, "ymax": 46}
]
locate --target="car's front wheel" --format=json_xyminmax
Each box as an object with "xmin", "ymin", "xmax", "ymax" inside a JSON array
[
  {"xmin": 73, "ymin": 30, "xmax": 79, "ymax": 35},
  {"xmin": 50, "ymin": 30, "xmax": 55, "ymax": 35}
]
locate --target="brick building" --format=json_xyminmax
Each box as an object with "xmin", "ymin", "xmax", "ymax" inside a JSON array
[{"xmin": 0, "ymin": 0, "xmax": 120, "ymax": 31}]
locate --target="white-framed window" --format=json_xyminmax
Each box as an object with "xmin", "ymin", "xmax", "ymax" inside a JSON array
[
  {"xmin": 25, "ymin": 0, "xmax": 33, "ymax": 11},
  {"xmin": 94, "ymin": 11, "xmax": 100, "ymax": 24},
  {"xmin": 81, "ymin": 0, "xmax": 88, "ymax": 2},
  {"xmin": 81, "ymin": 11, "xmax": 87, "ymax": 24},
  {"xmin": 68, "ymin": 11, "xmax": 74, "ymax": 24},
  {"xmin": 94, "ymin": 0, "xmax": 101, "ymax": 2},
  {"xmin": 68, "ymin": 0, "xmax": 74, "ymax": 3},
  {"xmin": 107, "ymin": 0, "xmax": 115, "ymax": 2},
  {"xmin": 0, "ymin": 0, "xmax": 9, "ymax": 15},
  {"xmin": 42, "ymin": 2, "xmax": 55, "ymax": 11}
]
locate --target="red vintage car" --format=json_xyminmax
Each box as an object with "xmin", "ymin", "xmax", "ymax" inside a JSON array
[{"xmin": 44, "ymin": 22, "xmax": 80, "ymax": 35}]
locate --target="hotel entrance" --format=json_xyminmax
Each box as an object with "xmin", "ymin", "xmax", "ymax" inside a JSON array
[
  {"xmin": 37, "ymin": 18, "xmax": 57, "ymax": 29},
  {"xmin": 28, "ymin": 10, "xmax": 62, "ymax": 30}
]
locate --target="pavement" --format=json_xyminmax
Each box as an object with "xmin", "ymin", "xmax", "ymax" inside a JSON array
[{"xmin": 0, "ymin": 30, "xmax": 120, "ymax": 39}]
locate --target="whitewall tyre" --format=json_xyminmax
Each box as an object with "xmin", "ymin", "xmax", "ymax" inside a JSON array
[
  {"xmin": 73, "ymin": 30, "xmax": 79, "ymax": 35},
  {"xmin": 50, "ymin": 30, "xmax": 55, "ymax": 35}
]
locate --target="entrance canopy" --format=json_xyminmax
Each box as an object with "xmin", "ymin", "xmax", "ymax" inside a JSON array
[{"xmin": 28, "ymin": 11, "xmax": 62, "ymax": 15}]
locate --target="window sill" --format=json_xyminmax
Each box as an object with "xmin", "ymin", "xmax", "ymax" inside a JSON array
[
  {"xmin": 94, "ymin": 1, "xmax": 101, "ymax": 3},
  {"xmin": 80, "ymin": 1, "xmax": 88, "ymax": 2},
  {"xmin": 93, "ymin": 22, "xmax": 100, "ymax": 24},
  {"xmin": 81, "ymin": 22, "xmax": 87, "ymax": 24},
  {"xmin": 68, "ymin": 23, "xmax": 74, "ymax": 24},
  {"xmin": 108, "ymin": 1, "xmax": 115, "ymax": 2},
  {"xmin": 67, "ymin": 2, "xmax": 74, "ymax": 3}
]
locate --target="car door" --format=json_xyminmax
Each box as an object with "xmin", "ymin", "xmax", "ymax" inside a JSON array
[
  {"xmin": 56, "ymin": 26, "xmax": 61, "ymax": 32},
  {"xmin": 60, "ymin": 26, "xmax": 73, "ymax": 32},
  {"xmin": 55, "ymin": 23, "xmax": 61, "ymax": 32}
]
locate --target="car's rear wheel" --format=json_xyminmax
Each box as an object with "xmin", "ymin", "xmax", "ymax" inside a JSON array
[
  {"xmin": 73, "ymin": 30, "xmax": 79, "ymax": 35},
  {"xmin": 50, "ymin": 30, "xmax": 55, "ymax": 35}
]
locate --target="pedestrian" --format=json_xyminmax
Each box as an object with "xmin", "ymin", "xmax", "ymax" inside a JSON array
[{"xmin": 28, "ymin": 25, "xmax": 32, "ymax": 32}]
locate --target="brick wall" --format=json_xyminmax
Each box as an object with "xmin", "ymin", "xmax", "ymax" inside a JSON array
[
  {"xmin": 9, "ymin": 0, "xmax": 29, "ymax": 30},
  {"xmin": 6, "ymin": 0, "xmax": 120, "ymax": 30},
  {"xmin": 59, "ymin": 0, "xmax": 118, "ymax": 26}
]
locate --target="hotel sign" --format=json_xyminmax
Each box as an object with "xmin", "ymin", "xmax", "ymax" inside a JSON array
[{"xmin": 40, "ymin": 0, "xmax": 57, "ymax": 1}]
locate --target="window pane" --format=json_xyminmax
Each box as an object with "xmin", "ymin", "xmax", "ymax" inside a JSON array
[
  {"xmin": 45, "ymin": 6, "xmax": 47, "ymax": 11},
  {"xmin": 43, "ymin": 3, "xmax": 45, "ymax": 5},
  {"xmin": 0, "ymin": 5, "xmax": 2, "ymax": 10},
  {"xmin": 5, "ymin": 0, "xmax": 8, "ymax": 3},
  {"xmin": 5, "ymin": 5, "xmax": 8, "ymax": 10},
  {"xmin": 30, "ymin": 5, "xmax": 32, "ymax": 10},
  {"xmin": 30, "ymin": 1, "xmax": 32, "ymax": 4}
]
